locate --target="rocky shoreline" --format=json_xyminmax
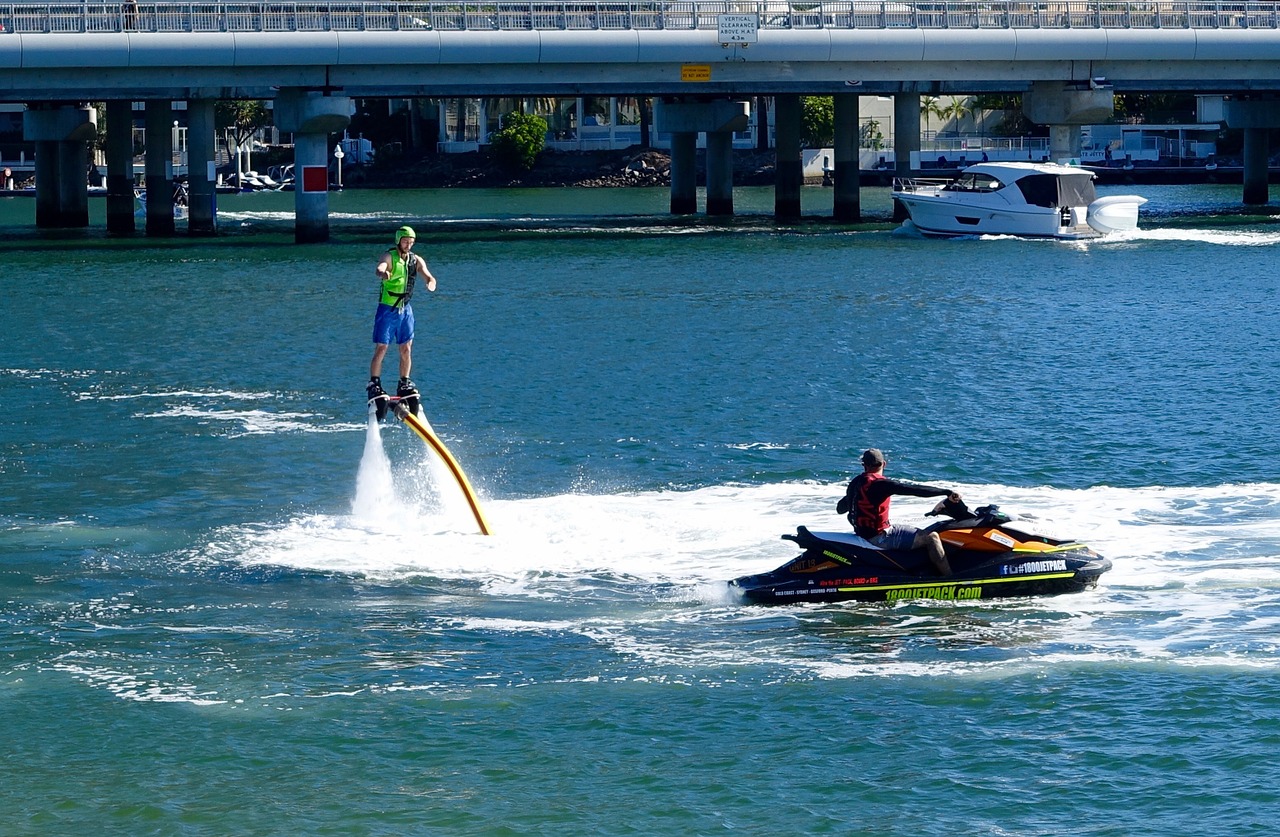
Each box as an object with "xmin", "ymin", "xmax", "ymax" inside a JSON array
[{"xmin": 350, "ymin": 147, "xmax": 784, "ymax": 189}]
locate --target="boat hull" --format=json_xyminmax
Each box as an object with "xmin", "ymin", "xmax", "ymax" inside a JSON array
[
  {"xmin": 731, "ymin": 557, "xmax": 1111, "ymax": 604},
  {"xmin": 895, "ymin": 193, "xmax": 1091, "ymax": 239}
]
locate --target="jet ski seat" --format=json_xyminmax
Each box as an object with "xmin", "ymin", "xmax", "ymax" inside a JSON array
[{"xmin": 786, "ymin": 526, "xmax": 883, "ymax": 551}]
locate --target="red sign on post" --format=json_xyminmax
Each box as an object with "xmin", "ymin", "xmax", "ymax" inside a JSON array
[{"xmin": 300, "ymin": 165, "xmax": 328, "ymax": 193}]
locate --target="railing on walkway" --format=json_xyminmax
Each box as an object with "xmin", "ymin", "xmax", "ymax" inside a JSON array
[{"xmin": 1, "ymin": 1, "xmax": 1278, "ymax": 35}]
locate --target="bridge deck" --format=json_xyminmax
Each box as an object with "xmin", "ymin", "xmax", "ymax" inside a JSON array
[
  {"xmin": 4, "ymin": 2, "xmax": 1280, "ymax": 98},
  {"xmin": 2, "ymin": 1, "xmax": 1279, "ymax": 35}
]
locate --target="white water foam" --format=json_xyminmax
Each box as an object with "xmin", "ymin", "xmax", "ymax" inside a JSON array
[
  {"xmin": 347, "ymin": 408, "xmax": 484, "ymax": 530},
  {"xmin": 925, "ymin": 225, "xmax": 1280, "ymax": 249},
  {"xmin": 207, "ymin": 477, "xmax": 1280, "ymax": 675},
  {"xmin": 46, "ymin": 478, "xmax": 1278, "ymax": 707},
  {"xmin": 79, "ymin": 389, "xmax": 278, "ymax": 402},
  {"xmin": 1099, "ymin": 227, "xmax": 1280, "ymax": 247},
  {"xmin": 99, "ymin": 388, "xmax": 364, "ymax": 435},
  {"xmin": 351, "ymin": 411, "xmax": 396, "ymax": 524},
  {"xmin": 140, "ymin": 405, "xmax": 346, "ymax": 436},
  {"xmin": 223, "ymin": 478, "xmax": 1280, "ymax": 590}
]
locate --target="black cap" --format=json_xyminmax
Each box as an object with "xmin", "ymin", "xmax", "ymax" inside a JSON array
[{"xmin": 862, "ymin": 448, "xmax": 886, "ymax": 467}]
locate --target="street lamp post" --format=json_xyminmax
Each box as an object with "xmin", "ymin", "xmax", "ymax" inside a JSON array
[{"xmin": 333, "ymin": 144, "xmax": 345, "ymax": 190}]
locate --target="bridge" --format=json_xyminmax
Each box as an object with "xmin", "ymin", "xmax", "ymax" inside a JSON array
[{"xmin": 4, "ymin": 1, "xmax": 1280, "ymax": 238}]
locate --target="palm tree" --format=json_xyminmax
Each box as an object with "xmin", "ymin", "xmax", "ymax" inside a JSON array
[
  {"xmin": 940, "ymin": 97, "xmax": 974, "ymax": 134},
  {"xmin": 920, "ymin": 96, "xmax": 944, "ymax": 140}
]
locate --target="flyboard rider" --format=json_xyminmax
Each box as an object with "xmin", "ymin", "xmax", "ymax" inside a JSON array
[
  {"xmin": 837, "ymin": 448, "xmax": 962, "ymax": 576},
  {"xmin": 367, "ymin": 225, "xmax": 438, "ymax": 419}
]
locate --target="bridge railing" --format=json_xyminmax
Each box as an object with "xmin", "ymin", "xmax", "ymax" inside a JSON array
[{"xmin": 0, "ymin": 1, "xmax": 1277, "ymax": 35}]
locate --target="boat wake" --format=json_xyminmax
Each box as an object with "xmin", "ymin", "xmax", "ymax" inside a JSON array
[
  {"xmin": 213, "ymin": 468, "xmax": 1280, "ymax": 593},
  {"xmin": 30, "ymin": 473, "xmax": 1280, "ymax": 705},
  {"xmin": 175, "ymin": 474, "xmax": 1280, "ymax": 679},
  {"xmin": 1104, "ymin": 227, "xmax": 1280, "ymax": 246}
]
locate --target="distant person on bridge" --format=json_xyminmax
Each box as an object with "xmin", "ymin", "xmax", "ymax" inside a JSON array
[{"xmin": 367, "ymin": 225, "xmax": 437, "ymax": 418}]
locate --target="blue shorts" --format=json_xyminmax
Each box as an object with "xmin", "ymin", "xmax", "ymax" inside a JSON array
[
  {"xmin": 373, "ymin": 303, "xmax": 414, "ymax": 345},
  {"xmin": 869, "ymin": 525, "xmax": 919, "ymax": 551}
]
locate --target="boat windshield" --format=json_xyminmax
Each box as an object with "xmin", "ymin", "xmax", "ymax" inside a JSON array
[
  {"xmin": 945, "ymin": 172, "xmax": 1004, "ymax": 192},
  {"xmin": 1016, "ymin": 173, "xmax": 1097, "ymax": 208}
]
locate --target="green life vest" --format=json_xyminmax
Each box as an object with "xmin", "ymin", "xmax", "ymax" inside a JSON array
[{"xmin": 379, "ymin": 248, "xmax": 417, "ymax": 308}]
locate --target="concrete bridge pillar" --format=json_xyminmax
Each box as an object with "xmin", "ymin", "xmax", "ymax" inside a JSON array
[
  {"xmin": 57, "ymin": 141, "xmax": 89, "ymax": 226},
  {"xmin": 833, "ymin": 93, "xmax": 860, "ymax": 222},
  {"xmin": 105, "ymin": 100, "xmax": 135, "ymax": 235},
  {"xmin": 1243, "ymin": 129, "xmax": 1269, "ymax": 206},
  {"xmin": 1048, "ymin": 125, "xmax": 1083, "ymax": 163},
  {"xmin": 293, "ymin": 132, "xmax": 332, "ymax": 242},
  {"xmin": 23, "ymin": 104, "xmax": 96, "ymax": 228},
  {"xmin": 32, "ymin": 141, "xmax": 59, "ymax": 227},
  {"xmin": 892, "ymin": 93, "xmax": 920, "ymax": 222},
  {"xmin": 1023, "ymin": 82, "xmax": 1114, "ymax": 162},
  {"xmin": 705, "ymin": 130, "xmax": 734, "ymax": 216},
  {"xmin": 774, "ymin": 94, "xmax": 802, "ymax": 222},
  {"xmin": 1224, "ymin": 97, "xmax": 1279, "ymax": 205},
  {"xmin": 187, "ymin": 99, "xmax": 217, "ymax": 235},
  {"xmin": 654, "ymin": 98, "xmax": 749, "ymax": 216},
  {"xmin": 275, "ymin": 89, "xmax": 352, "ymax": 243},
  {"xmin": 144, "ymin": 100, "xmax": 176, "ymax": 236},
  {"xmin": 669, "ymin": 132, "xmax": 697, "ymax": 214}
]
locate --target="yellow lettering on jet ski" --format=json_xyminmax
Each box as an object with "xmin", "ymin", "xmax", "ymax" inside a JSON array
[{"xmin": 884, "ymin": 584, "xmax": 984, "ymax": 602}]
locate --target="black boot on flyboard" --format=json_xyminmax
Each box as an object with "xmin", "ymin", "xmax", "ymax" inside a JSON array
[
  {"xmin": 395, "ymin": 377, "xmax": 421, "ymax": 418},
  {"xmin": 367, "ymin": 376, "xmax": 390, "ymax": 422}
]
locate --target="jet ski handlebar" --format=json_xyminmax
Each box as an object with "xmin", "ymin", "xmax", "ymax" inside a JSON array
[
  {"xmin": 926, "ymin": 497, "xmax": 1011, "ymax": 525},
  {"xmin": 927, "ymin": 496, "xmax": 972, "ymax": 519}
]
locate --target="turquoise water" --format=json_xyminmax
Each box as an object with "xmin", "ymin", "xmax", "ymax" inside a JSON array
[{"xmin": 3, "ymin": 185, "xmax": 1280, "ymax": 835}]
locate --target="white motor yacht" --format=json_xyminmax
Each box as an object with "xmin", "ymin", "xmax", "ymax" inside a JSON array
[{"xmin": 893, "ymin": 162, "xmax": 1147, "ymax": 239}]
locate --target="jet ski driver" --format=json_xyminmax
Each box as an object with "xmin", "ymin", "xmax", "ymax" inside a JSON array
[{"xmin": 836, "ymin": 449, "xmax": 962, "ymax": 576}]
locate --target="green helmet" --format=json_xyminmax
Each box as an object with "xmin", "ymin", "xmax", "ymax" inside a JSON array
[{"xmin": 395, "ymin": 225, "xmax": 416, "ymax": 244}]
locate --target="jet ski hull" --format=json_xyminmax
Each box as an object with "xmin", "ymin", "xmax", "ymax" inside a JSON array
[{"xmin": 730, "ymin": 524, "xmax": 1111, "ymax": 605}]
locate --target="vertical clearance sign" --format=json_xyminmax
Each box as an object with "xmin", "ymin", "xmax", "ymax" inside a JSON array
[{"xmin": 717, "ymin": 14, "xmax": 759, "ymax": 44}]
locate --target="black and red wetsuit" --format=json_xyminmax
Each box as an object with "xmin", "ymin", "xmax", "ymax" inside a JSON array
[{"xmin": 838, "ymin": 473, "xmax": 951, "ymax": 540}]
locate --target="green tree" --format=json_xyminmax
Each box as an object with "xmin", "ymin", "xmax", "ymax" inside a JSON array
[
  {"xmin": 1114, "ymin": 93, "xmax": 1196, "ymax": 124},
  {"xmin": 939, "ymin": 97, "xmax": 973, "ymax": 132},
  {"xmin": 970, "ymin": 94, "xmax": 1032, "ymax": 137},
  {"xmin": 216, "ymin": 100, "xmax": 271, "ymax": 181},
  {"xmin": 91, "ymin": 102, "xmax": 108, "ymax": 152},
  {"xmin": 920, "ymin": 96, "xmax": 944, "ymax": 137},
  {"xmin": 800, "ymin": 96, "xmax": 834, "ymax": 147},
  {"xmin": 489, "ymin": 111, "xmax": 547, "ymax": 171},
  {"xmin": 860, "ymin": 119, "xmax": 884, "ymax": 150}
]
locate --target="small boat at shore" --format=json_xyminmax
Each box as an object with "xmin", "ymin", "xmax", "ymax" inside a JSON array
[
  {"xmin": 893, "ymin": 161, "xmax": 1147, "ymax": 239},
  {"xmin": 134, "ymin": 186, "xmax": 189, "ymax": 220}
]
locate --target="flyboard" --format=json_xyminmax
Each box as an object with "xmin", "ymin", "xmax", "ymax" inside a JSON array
[{"xmin": 369, "ymin": 393, "xmax": 492, "ymax": 536}]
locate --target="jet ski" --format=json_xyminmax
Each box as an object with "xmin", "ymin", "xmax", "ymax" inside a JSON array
[{"xmin": 729, "ymin": 497, "xmax": 1111, "ymax": 605}]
